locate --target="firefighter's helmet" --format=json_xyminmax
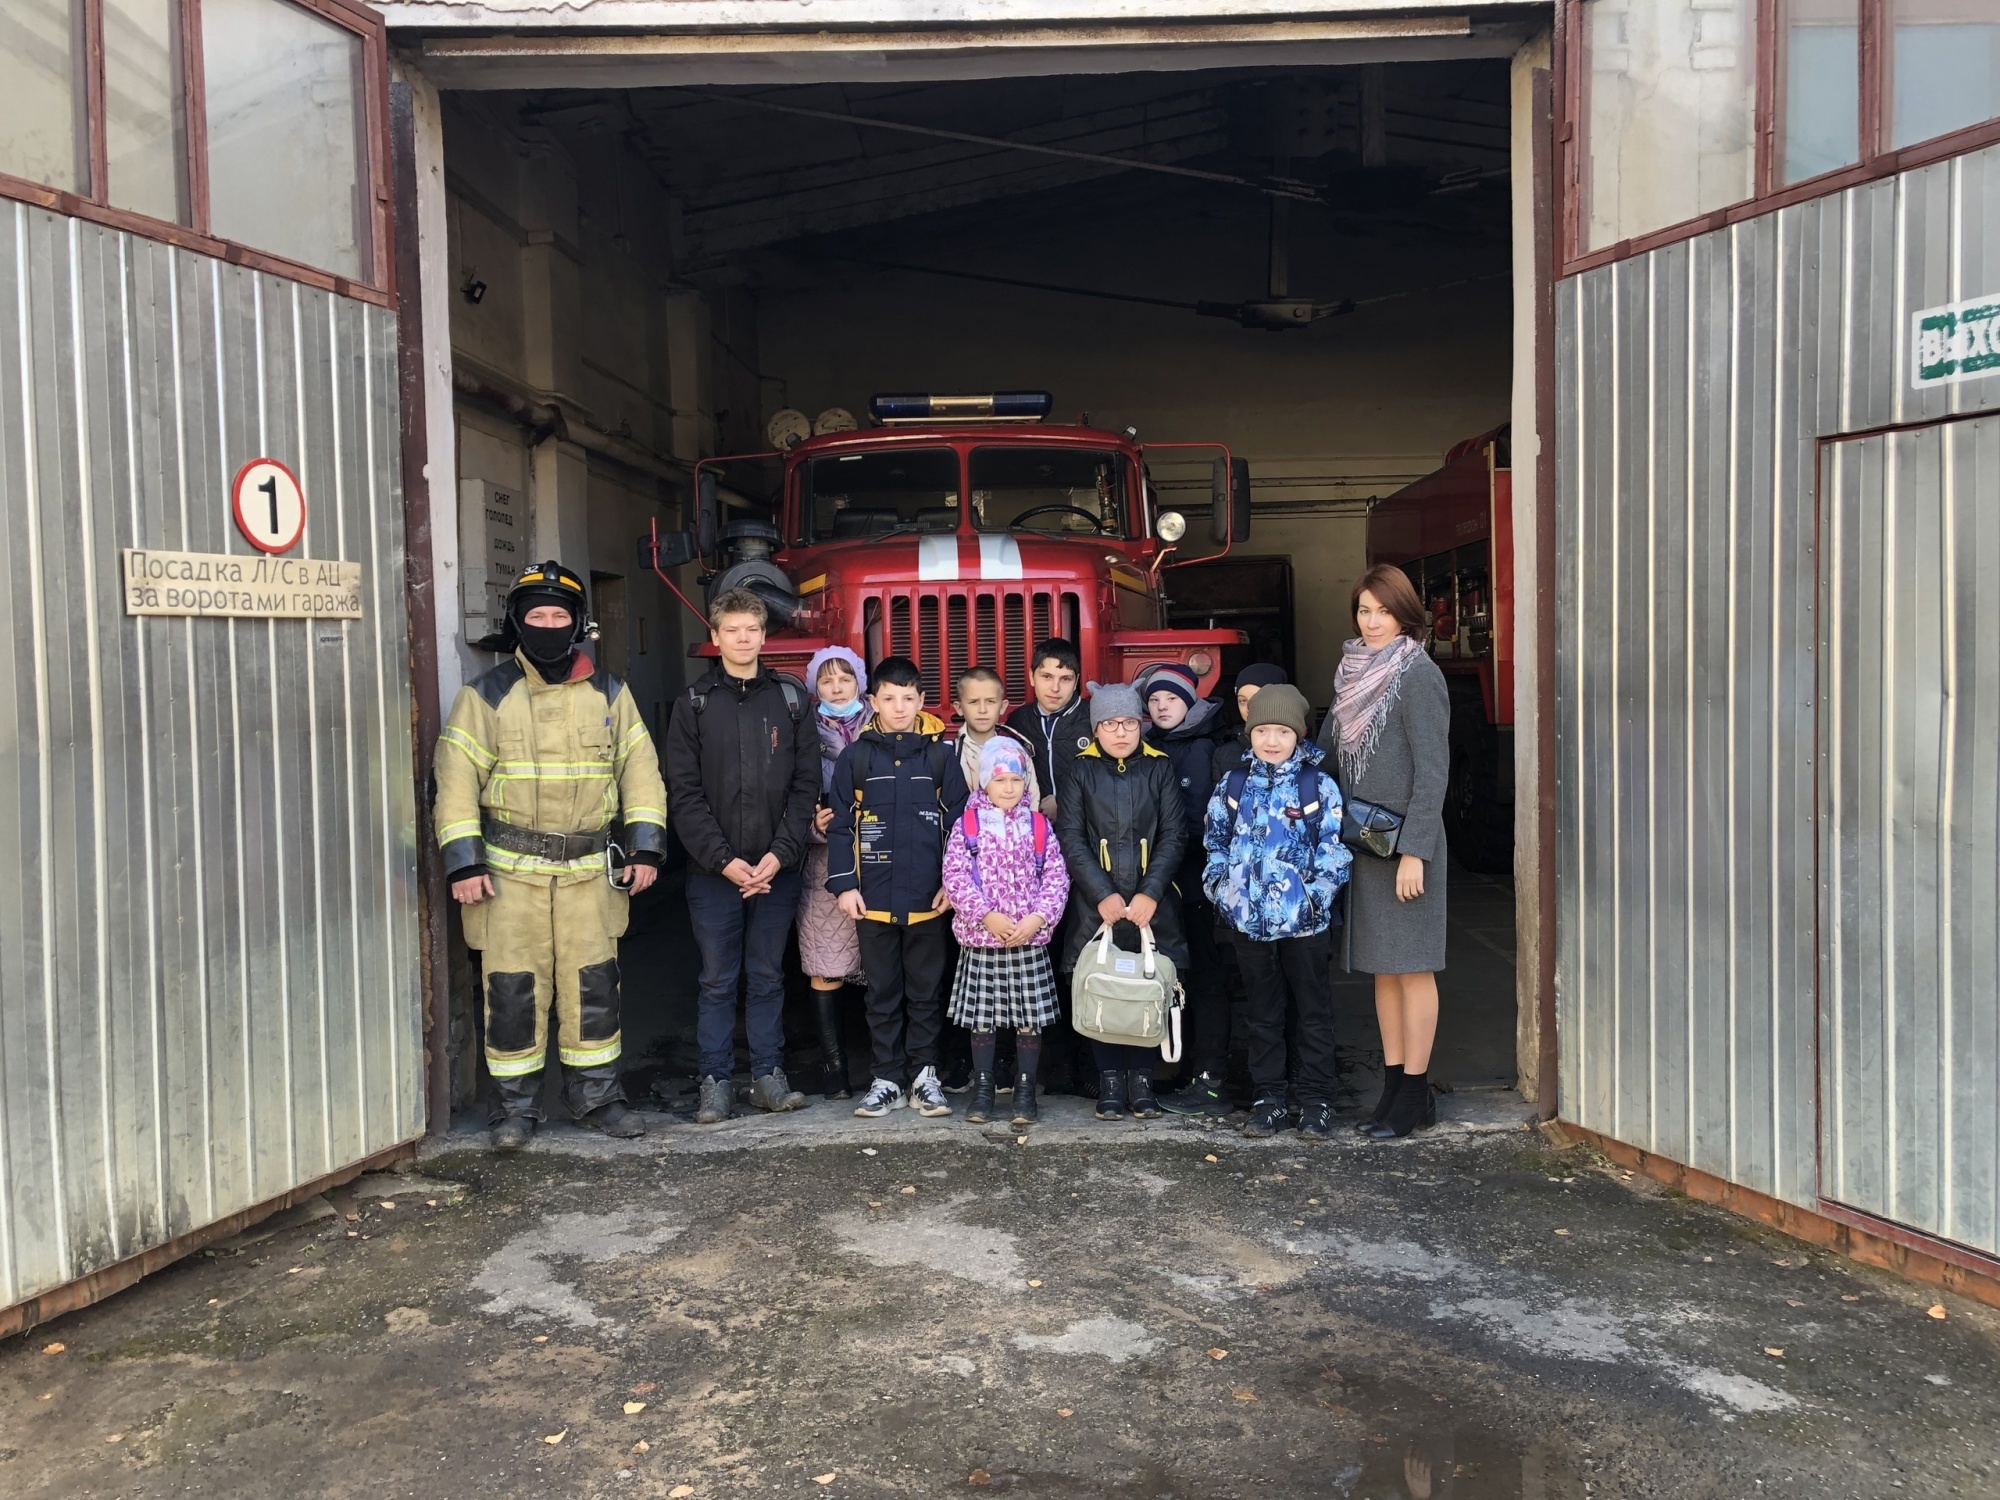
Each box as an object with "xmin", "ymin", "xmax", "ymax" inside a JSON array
[
  {"xmin": 469, "ymin": 559, "xmax": 593, "ymax": 656},
  {"xmin": 507, "ymin": 559, "xmax": 588, "ymax": 623}
]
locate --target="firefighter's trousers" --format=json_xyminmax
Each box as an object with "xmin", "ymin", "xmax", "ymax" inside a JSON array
[{"xmin": 462, "ymin": 869, "xmax": 632, "ymax": 1120}]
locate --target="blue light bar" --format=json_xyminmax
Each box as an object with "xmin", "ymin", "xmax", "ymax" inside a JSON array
[
  {"xmin": 868, "ymin": 391, "xmax": 1053, "ymax": 423},
  {"xmin": 992, "ymin": 390, "xmax": 1054, "ymax": 418}
]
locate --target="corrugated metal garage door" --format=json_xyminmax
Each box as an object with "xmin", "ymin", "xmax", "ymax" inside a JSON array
[
  {"xmin": 1555, "ymin": 144, "xmax": 2000, "ymax": 1218},
  {"xmin": 1820, "ymin": 414, "xmax": 2000, "ymax": 1258},
  {"xmin": 0, "ymin": 201, "xmax": 422, "ymax": 1313}
]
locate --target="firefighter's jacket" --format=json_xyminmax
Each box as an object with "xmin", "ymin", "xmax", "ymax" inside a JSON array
[{"xmin": 434, "ymin": 652, "xmax": 668, "ymax": 885}]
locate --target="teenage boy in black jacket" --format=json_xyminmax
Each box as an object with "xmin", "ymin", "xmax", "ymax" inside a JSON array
[
  {"xmin": 1004, "ymin": 637, "xmax": 1094, "ymax": 1089},
  {"xmin": 827, "ymin": 657, "xmax": 970, "ymax": 1119},
  {"xmin": 665, "ymin": 588, "xmax": 821, "ymax": 1125},
  {"xmin": 1006, "ymin": 638, "xmax": 1092, "ymax": 818}
]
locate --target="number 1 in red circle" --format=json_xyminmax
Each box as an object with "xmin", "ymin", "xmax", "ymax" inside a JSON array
[{"xmin": 231, "ymin": 458, "xmax": 306, "ymax": 554}]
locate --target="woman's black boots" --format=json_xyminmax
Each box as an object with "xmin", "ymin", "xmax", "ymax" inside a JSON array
[
  {"xmin": 1366, "ymin": 1069, "xmax": 1436, "ymax": 1138},
  {"xmin": 815, "ymin": 986, "xmax": 852, "ymax": 1100},
  {"xmin": 1095, "ymin": 1069, "xmax": 1129, "ymax": 1120},
  {"xmin": 1356, "ymin": 1063, "xmax": 1405, "ymax": 1134}
]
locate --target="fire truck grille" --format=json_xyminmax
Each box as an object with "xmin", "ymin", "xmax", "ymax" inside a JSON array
[{"xmin": 872, "ymin": 587, "xmax": 1078, "ymax": 705}]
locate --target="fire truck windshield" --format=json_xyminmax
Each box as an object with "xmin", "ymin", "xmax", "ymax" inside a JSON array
[
  {"xmin": 799, "ymin": 448, "xmax": 961, "ymax": 543},
  {"xmin": 969, "ymin": 447, "xmax": 1127, "ymax": 537}
]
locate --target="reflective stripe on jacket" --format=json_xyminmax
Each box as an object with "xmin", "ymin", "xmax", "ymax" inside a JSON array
[{"xmin": 434, "ymin": 651, "xmax": 668, "ymax": 884}]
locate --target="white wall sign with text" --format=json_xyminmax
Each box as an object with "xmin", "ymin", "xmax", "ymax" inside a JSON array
[
  {"xmin": 123, "ymin": 549, "xmax": 363, "ymax": 619},
  {"xmin": 1912, "ymin": 294, "xmax": 2000, "ymax": 389}
]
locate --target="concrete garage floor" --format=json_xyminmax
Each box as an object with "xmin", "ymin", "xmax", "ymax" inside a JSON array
[{"xmin": 4, "ymin": 1109, "xmax": 1997, "ymax": 1499}]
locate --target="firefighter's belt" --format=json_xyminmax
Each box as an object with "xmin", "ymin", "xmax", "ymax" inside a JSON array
[{"xmin": 481, "ymin": 817, "xmax": 612, "ymax": 863}]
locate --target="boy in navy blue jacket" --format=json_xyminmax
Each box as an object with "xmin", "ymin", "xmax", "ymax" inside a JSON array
[{"xmin": 827, "ymin": 656, "xmax": 970, "ymax": 1118}]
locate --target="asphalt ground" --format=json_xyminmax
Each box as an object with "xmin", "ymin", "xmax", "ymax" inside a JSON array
[{"xmin": 3, "ymin": 1099, "xmax": 1996, "ymax": 1499}]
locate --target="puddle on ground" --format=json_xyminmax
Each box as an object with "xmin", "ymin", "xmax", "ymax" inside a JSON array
[
  {"xmin": 946, "ymin": 1369, "xmax": 1583, "ymax": 1498},
  {"xmin": 1273, "ymin": 1367, "xmax": 1586, "ymax": 1500}
]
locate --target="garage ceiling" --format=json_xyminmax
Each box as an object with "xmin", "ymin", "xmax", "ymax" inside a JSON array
[{"xmin": 509, "ymin": 63, "xmax": 1511, "ymax": 266}]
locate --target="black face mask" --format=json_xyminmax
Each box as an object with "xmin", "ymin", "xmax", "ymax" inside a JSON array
[{"xmin": 516, "ymin": 618, "xmax": 577, "ymax": 681}]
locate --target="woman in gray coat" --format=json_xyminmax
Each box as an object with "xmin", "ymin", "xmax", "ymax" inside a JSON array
[{"xmin": 1319, "ymin": 564, "xmax": 1449, "ymax": 1138}]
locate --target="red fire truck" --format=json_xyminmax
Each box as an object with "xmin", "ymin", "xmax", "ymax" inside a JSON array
[
  {"xmin": 1366, "ymin": 426, "xmax": 1514, "ymax": 873},
  {"xmin": 645, "ymin": 392, "xmax": 1250, "ymax": 709}
]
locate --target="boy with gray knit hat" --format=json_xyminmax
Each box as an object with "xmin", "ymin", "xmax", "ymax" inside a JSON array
[{"xmin": 1055, "ymin": 680, "xmax": 1188, "ymax": 1120}]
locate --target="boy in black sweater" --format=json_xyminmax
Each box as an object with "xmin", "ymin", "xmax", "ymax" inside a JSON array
[
  {"xmin": 1006, "ymin": 637, "xmax": 1091, "ymax": 818},
  {"xmin": 827, "ymin": 656, "xmax": 969, "ymax": 1118}
]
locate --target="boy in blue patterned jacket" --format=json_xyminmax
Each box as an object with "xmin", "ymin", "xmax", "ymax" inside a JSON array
[{"xmin": 1202, "ymin": 683, "xmax": 1353, "ymax": 1141}]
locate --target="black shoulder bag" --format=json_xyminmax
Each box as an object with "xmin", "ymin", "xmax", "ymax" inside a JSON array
[{"xmin": 1339, "ymin": 797, "xmax": 1405, "ymax": 859}]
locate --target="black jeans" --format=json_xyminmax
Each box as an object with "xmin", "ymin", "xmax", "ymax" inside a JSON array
[
  {"xmin": 1235, "ymin": 928, "xmax": 1336, "ymax": 1105},
  {"xmin": 857, "ymin": 917, "xmax": 950, "ymax": 1083},
  {"xmin": 1179, "ymin": 892, "xmax": 1229, "ymax": 1078}
]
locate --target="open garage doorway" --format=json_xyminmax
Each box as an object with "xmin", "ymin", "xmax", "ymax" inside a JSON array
[{"xmin": 427, "ymin": 51, "xmax": 1527, "ymax": 1110}]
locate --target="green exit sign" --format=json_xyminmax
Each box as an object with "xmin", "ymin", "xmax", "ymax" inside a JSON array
[{"xmin": 1913, "ymin": 294, "xmax": 2000, "ymax": 388}]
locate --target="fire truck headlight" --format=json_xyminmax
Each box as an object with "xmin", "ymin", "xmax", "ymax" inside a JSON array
[
  {"xmin": 1187, "ymin": 650, "xmax": 1216, "ymax": 679},
  {"xmin": 1155, "ymin": 510, "xmax": 1187, "ymax": 543}
]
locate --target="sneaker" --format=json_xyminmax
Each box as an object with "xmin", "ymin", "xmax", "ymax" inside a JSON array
[
  {"xmin": 940, "ymin": 1057, "xmax": 973, "ymax": 1094},
  {"xmin": 854, "ymin": 1078, "xmax": 906, "ymax": 1118},
  {"xmin": 1160, "ymin": 1072, "xmax": 1230, "ymax": 1118},
  {"xmin": 910, "ymin": 1065, "xmax": 952, "ymax": 1118},
  {"xmin": 1296, "ymin": 1101, "xmax": 1334, "ymax": 1142},
  {"xmin": 695, "ymin": 1075, "xmax": 733, "ymax": 1125},
  {"xmin": 749, "ymin": 1069, "xmax": 807, "ymax": 1112},
  {"xmin": 1242, "ymin": 1097, "xmax": 1289, "ymax": 1139}
]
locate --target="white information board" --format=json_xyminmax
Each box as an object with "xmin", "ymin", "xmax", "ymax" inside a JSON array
[{"xmin": 123, "ymin": 549, "xmax": 363, "ymax": 619}]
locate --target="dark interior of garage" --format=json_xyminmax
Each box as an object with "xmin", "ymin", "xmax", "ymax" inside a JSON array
[{"xmin": 441, "ymin": 59, "xmax": 1522, "ymax": 1113}]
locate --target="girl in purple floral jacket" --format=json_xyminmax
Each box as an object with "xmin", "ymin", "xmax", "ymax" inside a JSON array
[{"xmin": 942, "ymin": 738, "xmax": 1070, "ymax": 1127}]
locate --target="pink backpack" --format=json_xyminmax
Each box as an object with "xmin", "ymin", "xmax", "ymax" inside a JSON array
[{"xmin": 959, "ymin": 805, "xmax": 1050, "ymax": 887}]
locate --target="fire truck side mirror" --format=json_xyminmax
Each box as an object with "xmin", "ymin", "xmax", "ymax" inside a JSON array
[
  {"xmin": 649, "ymin": 528, "xmax": 698, "ymax": 570},
  {"xmin": 1211, "ymin": 456, "xmax": 1252, "ymax": 543},
  {"xmin": 695, "ymin": 471, "xmax": 722, "ymax": 557}
]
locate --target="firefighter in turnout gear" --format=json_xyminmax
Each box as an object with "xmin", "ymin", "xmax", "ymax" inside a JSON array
[{"xmin": 435, "ymin": 560, "xmax": 669, "ymax": 1150}]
